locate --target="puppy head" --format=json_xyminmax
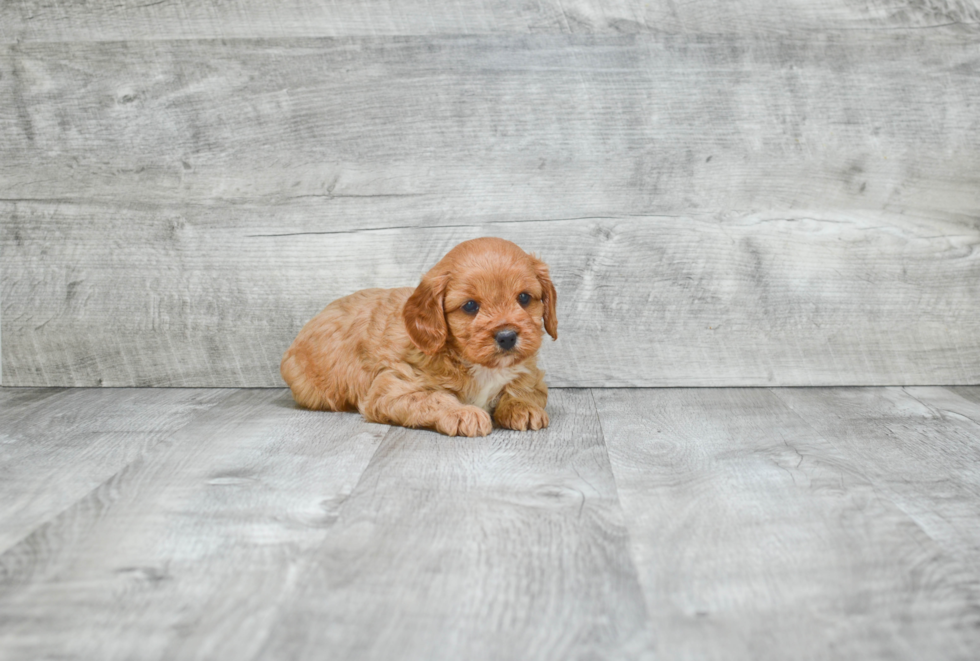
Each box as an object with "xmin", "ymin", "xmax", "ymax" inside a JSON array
[{"xmin": 404, "ymin": 237, "xmax": 557, "ymax": 367}]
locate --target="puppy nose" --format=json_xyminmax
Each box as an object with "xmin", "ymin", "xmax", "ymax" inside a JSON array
[{"xmin": 495, "ymin": 330, "xmax": 518, "ymax": 351}]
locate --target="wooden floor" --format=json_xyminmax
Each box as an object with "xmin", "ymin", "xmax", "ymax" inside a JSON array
[{"xmin": 1, "ymin": 386, "xmax": 979, "ymax": 660}]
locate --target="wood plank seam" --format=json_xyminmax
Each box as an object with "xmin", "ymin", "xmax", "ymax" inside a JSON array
[
  {"xmin": 0, "ymin": 388, "xmax": 241, "ymax": 557},
  {"xmin": 901, "ymin": 386, "xmax": 980, "ymax": 431},
  {"xmin": 587, "ymin": 386, "xmax": 658, "ymax": 635}
]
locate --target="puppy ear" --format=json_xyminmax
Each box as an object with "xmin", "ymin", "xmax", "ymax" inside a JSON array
[
  {"xmin": 532, "ymin": 256, "xmax": 558, "ymax": 340},
  {"xmin": 404, "ymin": 272, "xmax": 450, "ymax": 355}
]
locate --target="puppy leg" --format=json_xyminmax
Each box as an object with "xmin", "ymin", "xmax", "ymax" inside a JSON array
[
  {"xmin": 362, "ymin": 372, "xmax": 492, "ymax": 437},
  {"xmin": 281, "ymin": 349, "xmax": 359, "ymax": 412},
  {"xmin": 494, "ymin": 367, "xmax": 550, "ymax": 431}
]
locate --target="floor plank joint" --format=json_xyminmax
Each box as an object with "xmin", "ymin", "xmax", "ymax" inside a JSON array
[{"xmin": 1, "ymin": 386, "xmax": 979, "ymax": 660}]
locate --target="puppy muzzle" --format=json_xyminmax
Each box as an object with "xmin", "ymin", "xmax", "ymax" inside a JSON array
[{"xmin": 494, "ymin": 329, "xmax": 519, "ymax": 351}]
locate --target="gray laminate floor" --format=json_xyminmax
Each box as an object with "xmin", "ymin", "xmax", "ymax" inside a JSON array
[{"xmin": 1, "ymin": 386, "xmax": 979, "ymax": 660}]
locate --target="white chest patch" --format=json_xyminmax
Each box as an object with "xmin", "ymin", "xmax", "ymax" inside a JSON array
[{"xmin": 465, "ymin": 364, "xmax": 529, "ymax": 411}]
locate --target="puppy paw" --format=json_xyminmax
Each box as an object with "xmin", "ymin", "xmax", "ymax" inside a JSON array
[
  {"xmin": 494, "ymin": 402, "xmax": 549, "ymax": 431},
  {"xmin": 436, "ymin": 406, "xmax": 493, "ymax": 437}
]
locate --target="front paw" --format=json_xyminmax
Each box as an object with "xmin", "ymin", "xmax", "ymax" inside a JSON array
[
  {"xmin": 435, "ymin": 406, "xmax": 493, "ymax": 437},
  {"xmin": 494, "ymin": 401, "xmax": 549, "ymax": 431}
]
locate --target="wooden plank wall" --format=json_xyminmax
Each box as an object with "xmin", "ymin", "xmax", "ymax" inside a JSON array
[{"xmin": 2, "ymin": 1, "xmax": 979, "ymax": 387}]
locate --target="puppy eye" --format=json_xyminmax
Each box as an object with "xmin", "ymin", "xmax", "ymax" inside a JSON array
[
  {"xmin": 461, "ymin": 300, "xmax": 479, "ymax": 314},
  {"xmin": 517, "ymin": 292, "xmax": 531, "ymax": 306}
]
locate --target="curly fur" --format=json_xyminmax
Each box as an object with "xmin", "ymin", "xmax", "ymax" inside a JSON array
[{"xmin": 281, "ymin": 237, "xmax": 558, "ymax": 436}]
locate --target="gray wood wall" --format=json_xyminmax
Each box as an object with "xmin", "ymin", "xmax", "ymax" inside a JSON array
[{"xmin": 2, "ymin": 1, "xmax": 979, "ymax": 387}]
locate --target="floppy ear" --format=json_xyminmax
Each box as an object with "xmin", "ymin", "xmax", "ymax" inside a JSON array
[
  {"xmin": 403, "ymin": 272, "xmax": 450, "ymax": 355},
  {"xmin": 532, "ymin": 257, "xmax": 558, "ymax": 340}
]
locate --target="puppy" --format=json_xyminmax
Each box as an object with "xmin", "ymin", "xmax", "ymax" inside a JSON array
[{"xmin": 280, "ymin": 237, "xmax": 558, "ymax": 436}]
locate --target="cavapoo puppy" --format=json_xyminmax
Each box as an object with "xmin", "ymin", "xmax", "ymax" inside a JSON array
[{"xmin": 281, "ymin": 237, "xmax": 558, "ymax": 436}]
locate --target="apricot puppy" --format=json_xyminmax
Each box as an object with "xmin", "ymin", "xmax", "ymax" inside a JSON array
[{"xmin": 281, "ymin": 237, "xmax": 558, "ymax": 436}]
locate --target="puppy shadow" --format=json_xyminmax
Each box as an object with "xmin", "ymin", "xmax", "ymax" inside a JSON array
[
  {"xmin": 271, "ymin": 391, "xmax": 369, "ymax": 423},
  {"xmin": 270, "ymin": 388, "xmax": 300, "ymax": 409},
  {"xmin": 273, "ymin": 388, "xmax": 550, "ymax": 440}
]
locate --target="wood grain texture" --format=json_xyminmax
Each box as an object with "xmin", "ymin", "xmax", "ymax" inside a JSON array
[
  {"xmin": 0, "ymin": 387, "xmax": 228, "ymax": 552},
  {"xmin": 0, "ymin": 389, "xmax": 387, "ymax": 661},
  {"xmin": 3, "ymin": 207, "xmax": 978, "ymax": 387},
  {"xmin": 1, "ymin": 386, "xmax": 979, "ymax": 659},
  {"xmin": 1, "ymin": 0, "xmax": 978, "ymax": 41},
  {"xmin": 3, "ymin": 35, "xmax": 978, "ymax": 215},
  {"xmin": 593, "ymin": 387, "xmax": 980, "ymax": 660},
  {"xmin": 774, "ymin": 386, "xmax": 980, "ymax": 569},
  {"xmin": 254, "ymin": 389, "xmax": 653, "ymax": 661},
  {"xmin": 2, "ymin": 34, "xmax": 979, "ymax": 387}
]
